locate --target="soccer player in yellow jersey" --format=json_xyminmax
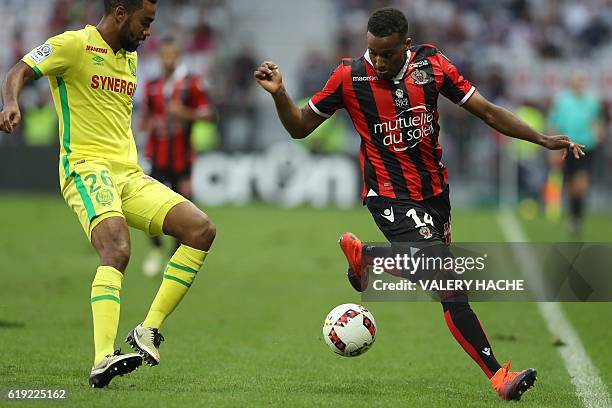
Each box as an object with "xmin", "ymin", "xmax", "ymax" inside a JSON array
[{"xmin": 1, "ymin": 0, "xmax": 216, "ymax": 388}]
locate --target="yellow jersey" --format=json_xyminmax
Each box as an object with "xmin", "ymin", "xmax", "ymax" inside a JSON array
[{"xmin": 22, "ymin": 25, "xmax": 139, "ymax": 180}]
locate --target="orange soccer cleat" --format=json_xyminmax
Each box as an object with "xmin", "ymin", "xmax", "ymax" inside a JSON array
[
  {"xmin": 338, "ymin": 232, "xmax": 368, "ymax": 292},
  {"xmin": 490, "ymin": 359, "xmax": 537, "ymax": 401}
]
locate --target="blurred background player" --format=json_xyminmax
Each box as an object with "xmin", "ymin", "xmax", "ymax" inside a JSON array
[
  {"xmin": 549, "ymin": 72, "xmax": 603, "ymax": 238},
  {"xmin": 140, "ymin": 36, "xmax": 215, "ymax": 276}
]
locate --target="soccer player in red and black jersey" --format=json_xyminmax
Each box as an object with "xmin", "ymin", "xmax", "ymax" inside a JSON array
[
  {"xmin": 140, "ymin": 36, "xmax": 214, "ymax": 276},
  {"xmin": 255, "ymin": 8, "xmax": 586, "ymax": 401}
]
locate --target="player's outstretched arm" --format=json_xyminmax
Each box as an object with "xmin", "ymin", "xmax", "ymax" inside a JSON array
[
  {"xmin": 0, "ymin": 61, "xmax": 38, "ymax": 134},
  {"xmin": 254, "ymin": 61, "xmax": 325, "ymax": 139},
  {"xmin": 463, "ymin": 91, "xmax": 586, "ymax": 160}
]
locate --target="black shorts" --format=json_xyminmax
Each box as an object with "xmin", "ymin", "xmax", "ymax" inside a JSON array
[
  {"xmin": 563, "ymin": 150, "xmax": 594, "ymax": 179},
  {"xmin": 366, "ymin": 186, "xmax": 451, "ymax": 244},
  {"xmin": 150, "ymin": 168, "xmax": 191, "ymax": 192}
]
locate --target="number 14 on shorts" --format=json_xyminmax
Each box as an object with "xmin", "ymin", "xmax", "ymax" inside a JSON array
[{"xmin": 407, "ymin": 209, "xmax": 434, "ymax": 228}]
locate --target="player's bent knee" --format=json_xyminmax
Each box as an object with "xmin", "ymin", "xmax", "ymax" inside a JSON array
[
  {"xmin": 99, "ymin": 239, "xmax": 131, "ymax": 272},
  {"xmin": 185, "ymin": 213, "xmax": 216, "ymax": 251},
  {"xmin": 197, "ymin": 214, "xmax": 217, "ymax": 245},
  {"xmin": 91, "ymin": 216, "xmax": 131, "ymax": 272}
]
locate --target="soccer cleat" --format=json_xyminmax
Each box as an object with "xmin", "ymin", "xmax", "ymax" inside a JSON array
[
  {"xmin": 126, "ymin": 324, "xmax": 165, "ymax": 366},
  {"xmin": 490, "ymin": 359, "xmax": 537, "ymax": 401},
  {"xmin": 339, "ymin": 232, "xmax": 368, "ymax": 292},
  {"xmin": 88, "ymin": 350, "xmax": 142, "ymax": 388}
]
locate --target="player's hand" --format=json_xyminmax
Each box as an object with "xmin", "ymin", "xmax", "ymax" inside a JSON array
[
  {"xmin": 254, "ymin": 61, "xmax": 283, "ymax": 95},
  {"xmin": 541, "ymin": 135, "xmax": 586, "ymax": 160},
  {"xmin": 0, "ymin": 103, "xmax": 21, "ymax": 134}
]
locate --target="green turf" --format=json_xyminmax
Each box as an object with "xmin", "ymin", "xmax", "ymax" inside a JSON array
[
  {"xmin": 516, "ymin": 212, "xmax": 612, "ymax": 393},
  {"xmin": 518, "ymin": 212, "xmax": 612, "ymax": 242},
  {"xmin": 0, "ymin": 195, "xmax": 609, "ymax": 407}
]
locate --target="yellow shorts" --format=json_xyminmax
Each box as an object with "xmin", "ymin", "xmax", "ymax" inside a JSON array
[{"xmin": 61, "ymin": 158, "xmax": 188, "ymax": 241}]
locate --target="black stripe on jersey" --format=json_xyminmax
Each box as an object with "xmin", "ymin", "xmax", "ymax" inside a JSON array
[
  {"xmin": 394, "ymin": 80, "xmax": 433, "ymax": 198},
  {"xmin": 410, "ymin": 45, "xmax": 438, "ymax": 60},
  {"xmin": 441, "ymin": 74, "xmax": 466, "ymax": 104},
  {"xmin": 421, "ymin": 59, "xmax": 446, "ymax": 189},
  {"xmin": 362, "ymin": 142, "xmax": 379, "ymax": 195},
  {"xmin": 317, "ymin": 85, "xmax": 344, "ymax": 114},
  {"xmin": 351, "ymin": 59, "xmax": 409, "ymax": 197}
]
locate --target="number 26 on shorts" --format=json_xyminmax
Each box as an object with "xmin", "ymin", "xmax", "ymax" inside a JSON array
[{"xmin": 83, "ymin": 170, "xmax": 114, "ymax": 194}]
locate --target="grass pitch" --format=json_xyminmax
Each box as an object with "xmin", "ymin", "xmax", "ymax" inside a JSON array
[{"xmin": 0, "ymin": 195, "xmax": 610, "ymax": 407}]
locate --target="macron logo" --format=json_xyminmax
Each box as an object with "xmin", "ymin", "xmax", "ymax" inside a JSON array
[
  {"xmin": 482, "ymin": 347, "xmax": 491, "ymax": 356},
  {"xmin": 353, "ymin": 75, "xmax": 378, "ymax": 82},
  {"xmin": 381, "ymin": 207, "xmax": 395, "ymax": 223},
  {"xmin": 86, "ymin": 45, "xmax": 108, "ymax": 54}
]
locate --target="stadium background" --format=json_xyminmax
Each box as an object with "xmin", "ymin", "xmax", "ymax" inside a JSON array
[{"xmin": 1, "ymin": 0, "xmax": 611, "ymax": 407}]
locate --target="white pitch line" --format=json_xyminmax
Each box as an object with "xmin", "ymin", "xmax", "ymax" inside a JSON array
[{"xmin": 498, "ymin": 210, "xmax": 611, "ymax": 408}]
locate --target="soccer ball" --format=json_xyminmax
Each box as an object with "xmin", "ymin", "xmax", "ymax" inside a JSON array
[{"xmin": 322, "ymin": 303, "xmax": 377, "ymax": 357}]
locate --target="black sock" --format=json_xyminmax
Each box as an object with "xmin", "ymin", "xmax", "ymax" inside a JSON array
[
  {"xmin": 442, "ymin": 295, "xmax": 502, "ymax": 378},
  {"xmin": 570, "ymin": 197, "xmax": 584, "ymax": 221}
]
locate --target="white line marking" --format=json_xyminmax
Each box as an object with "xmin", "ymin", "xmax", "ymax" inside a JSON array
[{"xmin": 498, "ymin": 211, "xmax": 611, "ymax": 408}]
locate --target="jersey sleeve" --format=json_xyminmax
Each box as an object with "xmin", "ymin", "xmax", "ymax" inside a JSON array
[
  {"xmin": 437, "ymin": 52, "xmax": 476, "ymax": 106},
  {"xmin": 308, "ymin": 63, "xmax": 345, "ymax": 118},
  {"xmin": 21, "ymin": 31, "xmax": 82, "ymax": 79}
]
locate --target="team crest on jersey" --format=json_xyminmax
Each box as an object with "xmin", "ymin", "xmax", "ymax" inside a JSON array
[
  {"xmin": 28, "ymin": 43, "xmax": 52, "ymax": 64},
  {"xmin": 419, "ymin": 226, "xmax": 433, "ymax": 239},
  {"xmin": 96, "ymin": 189, "xmax": 114, "ymax": 206},
  {"xmin": 411, "ymin": 69, "xmax": 429, "ymax": 85},
  {"xmin": 128, "ymin": 59, "xmax": 137, "ymax": 77}
]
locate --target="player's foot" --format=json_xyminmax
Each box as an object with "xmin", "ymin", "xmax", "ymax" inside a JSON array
[
  {"xmin": 143, "ymin": 248, "xmax": 164, "ymax": 277},
  {"xmin": 490, "ymin": 359, "xmax": 537, "ymax": 401},
  {"xmin": 88, "ymin": 350, "xmax": 142, "ymax": 388},
  {"xmin": 126, "ymin": 324, "xmax": 165, "ymax": 366},
  {"xmin": 339, "ymin": 232, "xmax": 368, "ymax": 292}
]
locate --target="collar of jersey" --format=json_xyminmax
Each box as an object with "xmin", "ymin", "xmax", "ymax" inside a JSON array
[
  {"xmin": 363, "ymin": 50, "xmax": 411, "ymax": 84},
  {"xmin": 86, "ymin": 24, "xmax": 127, "ymax": 58}
]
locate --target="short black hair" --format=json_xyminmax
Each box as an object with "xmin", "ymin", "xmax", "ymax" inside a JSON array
[
  {"xmin": 367, "ymin": 7, "xmax": 409, "ymax": 38},
  {"xmin": 104, "ymin": 0, "xmax": 156, "ymax": 14}
]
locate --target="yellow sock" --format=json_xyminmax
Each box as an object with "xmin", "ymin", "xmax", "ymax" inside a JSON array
[
  {"xmin": 143, "ymin": 244, "xmax": 207, "ymax": 329},
  {"xmin": 91, "ymin": 266, "xmax": 123, "ymax": 365}
]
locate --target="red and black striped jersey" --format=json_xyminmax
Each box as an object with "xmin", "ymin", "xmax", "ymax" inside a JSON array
[
  {"xmin": 143, "ymin": 67, "xmax": 211, "ymax": 174},
  {"xmin": 309, "ymin": 44, "xmax": 476, "ymax": 202}
]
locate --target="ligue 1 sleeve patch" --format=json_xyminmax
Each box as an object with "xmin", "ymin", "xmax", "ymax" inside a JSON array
[{"xmin": 28, "ymin": 43, "xmax": 53, "ymax": 64}]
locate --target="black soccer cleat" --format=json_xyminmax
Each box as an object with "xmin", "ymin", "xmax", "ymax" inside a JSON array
[{"xmin": 88, "ymin": 350, "xmax": 142, "ymax": 388}]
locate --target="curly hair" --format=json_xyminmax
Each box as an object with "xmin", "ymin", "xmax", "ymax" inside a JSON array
[
  {"xmin": 367, "ymin": 7, "xmax": 409, "ymax": 38},
  {"xmin": 104, "ymin": 0, "xmax": 157, "ymax": 14}
]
